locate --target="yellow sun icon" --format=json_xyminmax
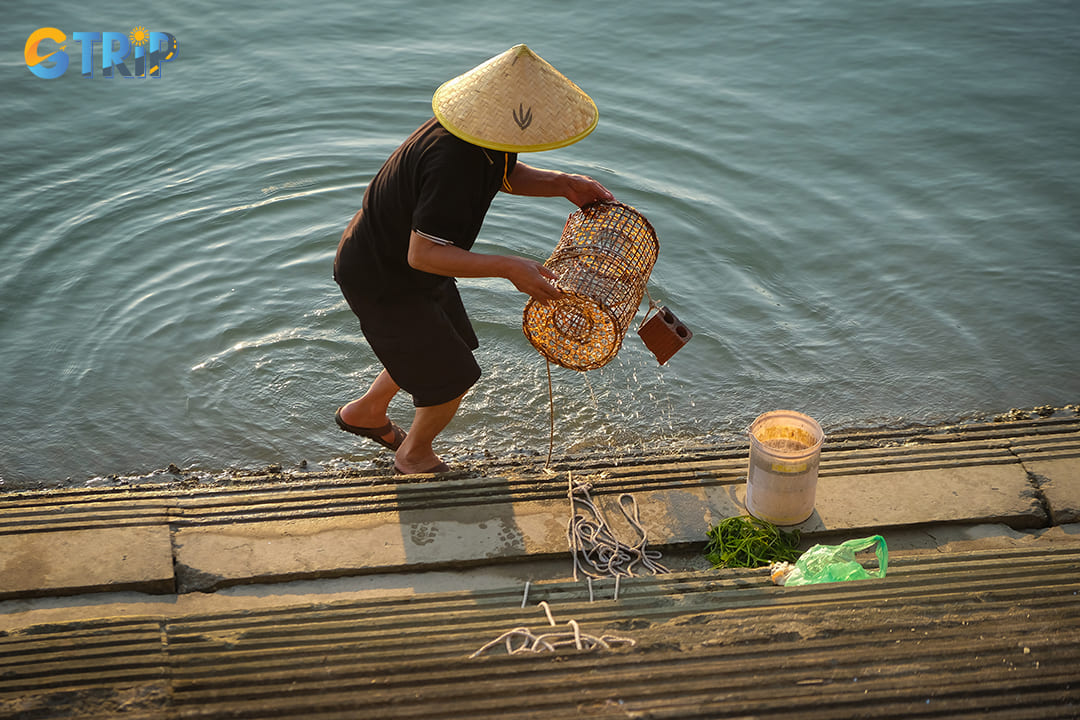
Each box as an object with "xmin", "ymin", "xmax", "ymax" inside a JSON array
[{"xmin": 129, "ymin": 26, "xmax": 149, "ymax": 47}]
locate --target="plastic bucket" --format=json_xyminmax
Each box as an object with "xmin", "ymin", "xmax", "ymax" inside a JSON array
[{"xmin": 746, "ymin": 410, "xmax": 824, "ymax": 526}]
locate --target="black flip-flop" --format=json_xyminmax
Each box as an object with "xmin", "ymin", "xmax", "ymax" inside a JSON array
[{"xmin": 335, "ymin": 407, "xmax": 406, "ymax": 451}]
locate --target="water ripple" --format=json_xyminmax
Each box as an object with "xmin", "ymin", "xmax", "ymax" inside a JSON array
[{"xmin": 2, "ymin": 0, "xmax": 1078, "ymax": 486}]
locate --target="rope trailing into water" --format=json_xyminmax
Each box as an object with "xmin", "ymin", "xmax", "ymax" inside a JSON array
[
  {"xmin": 566, "ymin": 471, "xmax": 670, "ymax": 580},
  {"xmin": 542, "ymin": 285, "xmax": 661, "ymax": 470},
  {"xmin": 470, "ymin": 601, "xmax": 635, "ymax": 658},
  {"xmin": 545, "ymin": 359, "xmax": 555, "ymax": 468}
]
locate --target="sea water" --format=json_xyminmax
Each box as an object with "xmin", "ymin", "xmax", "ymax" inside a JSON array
[{"xmin": 2, "ymin": 0, "xmax": 1078, "ymax": 487}]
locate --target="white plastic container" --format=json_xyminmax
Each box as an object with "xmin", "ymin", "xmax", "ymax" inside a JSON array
[{"xmin": 746, "ymin": 410, "xmax": 824, "ymax": 526}]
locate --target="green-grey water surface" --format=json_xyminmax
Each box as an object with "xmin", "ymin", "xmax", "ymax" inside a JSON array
[{"xmin": 2, "ymin": 0, "xmax": 1078, "ymax": 487}]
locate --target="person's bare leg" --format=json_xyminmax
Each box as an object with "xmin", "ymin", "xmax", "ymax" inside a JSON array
[
  {"xmin": 340, "ymin": 369, "xmax": 401, "ymax": 445},
  {"xmin": 394, "ymin": 392, "xmax": 465, "ymax": 473}
]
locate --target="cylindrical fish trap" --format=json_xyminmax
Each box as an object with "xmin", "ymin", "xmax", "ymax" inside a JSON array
[{"xmin": 523, "ymin": 201, "xmax": 659, "ymax": 371}]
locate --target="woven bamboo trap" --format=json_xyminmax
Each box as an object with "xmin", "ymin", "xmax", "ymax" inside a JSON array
[{"xmin": 523, "ymin": 201, "xmax": 659, "ymax": 371}]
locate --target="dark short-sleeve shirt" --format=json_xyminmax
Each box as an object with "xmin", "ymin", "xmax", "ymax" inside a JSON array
[{"xmin": 334, "ymin": 117, "xmax": 517, "ymax": 298}]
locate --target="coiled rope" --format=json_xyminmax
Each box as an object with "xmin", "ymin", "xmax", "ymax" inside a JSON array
[
  {"xmin": 473, "ymin": 474, "xmax": 665, "ymax": 659},
  {"xmin": 566, "ymin": 471, "xmax": 670, "ymax": 580}
]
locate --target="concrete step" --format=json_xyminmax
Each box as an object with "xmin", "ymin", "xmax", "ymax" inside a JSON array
[
  {"xmin": 0, "ymin": 416, "xmax": 1077, "ymax": 599},
  {"xmin": 2, "ymin": 544, "xmax": 1078, "ymax": 718}
]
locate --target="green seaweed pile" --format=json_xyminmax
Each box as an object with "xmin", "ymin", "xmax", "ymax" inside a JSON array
[{"xmin": 704, "ymin": 515, "xmax": 801, "ymax": 569}]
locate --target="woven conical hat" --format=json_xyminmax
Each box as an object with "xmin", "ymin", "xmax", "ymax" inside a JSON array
[{"xmin": 432, "ymin": 44, "xmax": 599, "ymax": 153}]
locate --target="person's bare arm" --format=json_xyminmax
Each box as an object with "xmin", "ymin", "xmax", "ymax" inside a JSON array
[
  {"xmin": 505, "ymin": 162, "xmax": 614, "ymax": 207},
  {"xmin": 406, "ymin": 164, "xmax": 613, "ymax": 300},
  {"xmin": 407, "ymin": 231, "xmax": 562, "ymax": 301}
]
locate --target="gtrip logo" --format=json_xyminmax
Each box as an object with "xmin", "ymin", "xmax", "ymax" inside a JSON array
[{"xmin": 25, "ymin": 27, "xmax": 179, "ymax": 79}]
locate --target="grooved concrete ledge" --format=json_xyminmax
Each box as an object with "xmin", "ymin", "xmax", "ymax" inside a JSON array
[
  {"xmin": 3, "ymin": 545, "xmax": 1079, "ymax": 719},
  {"xmin": 1, "ymin": 416, "xmax": 1077, "ymax": 599}
]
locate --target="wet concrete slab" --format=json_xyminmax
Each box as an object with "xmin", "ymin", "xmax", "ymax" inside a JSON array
[
  {"xmin": 0, "ymin": 524, "xmax": 174, "ymax": 600},
  {"xmin": 0, "ymin": 415, "xmax": 1076, "ymax": 601},
  {"xmin": 168, "ymin": 420, "xmax": 1066, "ymax": 592},
  {"xmin": 1010, "ymin": 431, "xmax": 1080, "ymax": 524}
]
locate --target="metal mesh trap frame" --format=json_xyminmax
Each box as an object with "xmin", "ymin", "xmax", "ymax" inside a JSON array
[{"xmin": 523, "ymin": 201, "xmax": 659, "ymax": 371}]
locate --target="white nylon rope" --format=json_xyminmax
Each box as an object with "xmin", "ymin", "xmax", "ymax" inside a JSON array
[
  {"xmin": 470, "ymin": 601, "xmax": 635, "ymax": 658},
  {"xmin": 475, "ymin": 473, "xmax": 666, "ymax": 659},
  {"xmin": 566, "ymin": 471, "xmax": 670, "ymax": 581}
]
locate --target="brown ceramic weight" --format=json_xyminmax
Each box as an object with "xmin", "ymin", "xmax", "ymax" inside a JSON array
[{"xmin": 637, "ymin": 306, "xmax": 692, "ymax": 364}]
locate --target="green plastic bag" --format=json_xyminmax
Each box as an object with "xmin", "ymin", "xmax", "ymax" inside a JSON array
[{"xmin": 782, "ymin": 535, "xmax": 888, "ymax": 586}]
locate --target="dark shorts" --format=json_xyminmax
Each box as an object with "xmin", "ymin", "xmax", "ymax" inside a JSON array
[{"xmin": 338, "ymin": 279, "xmax": 481, "ymax": 407}]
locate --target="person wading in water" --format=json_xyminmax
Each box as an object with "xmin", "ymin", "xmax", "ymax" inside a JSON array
[{"xmin": 333, "ymin": 44, "xmax": 613, "ymax": 474}]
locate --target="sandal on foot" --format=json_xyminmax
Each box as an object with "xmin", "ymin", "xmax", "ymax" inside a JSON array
[
  {"xmin": 335, "ymin": 407, "xmax": 406, "ymax": 451},
  {"xmin": 394, "ymin": 461, "xmax": 451, "ymax": 476}
]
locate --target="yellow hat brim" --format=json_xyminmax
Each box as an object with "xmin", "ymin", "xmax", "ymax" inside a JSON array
[{"xmin": 432, "ymin": 44, "xmax": 599, "ymax": 153}]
